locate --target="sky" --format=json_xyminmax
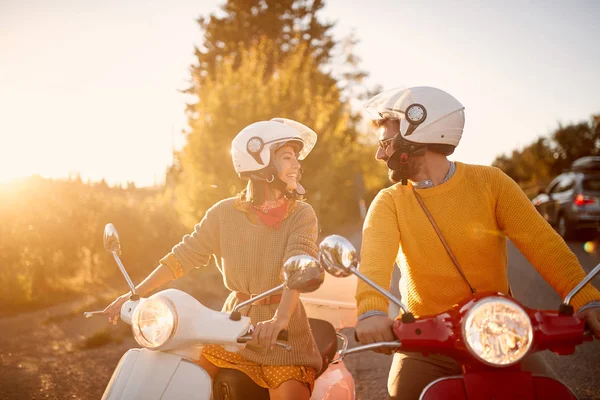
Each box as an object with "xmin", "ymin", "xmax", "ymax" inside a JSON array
[{"xmin": 1, "ymin": 0, "xmax": 599, "ymax": 187}]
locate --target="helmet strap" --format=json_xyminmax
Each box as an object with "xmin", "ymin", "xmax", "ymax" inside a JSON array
[
  {"xmin": 386, "ymin": 134, "xmax": 427, "ymax": 185},
  {"xmin": 249, "ymin": 167, "xmax": 303, "ymax": 199}
]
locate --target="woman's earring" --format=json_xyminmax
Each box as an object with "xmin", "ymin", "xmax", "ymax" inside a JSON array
[{"xmin": 267, "ymin": 175, "xmax": 275, "ymax": 183}]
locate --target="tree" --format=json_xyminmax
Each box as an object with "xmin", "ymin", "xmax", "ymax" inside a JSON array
[
  {"xmin": 550, "ymin": 122, "xmax": 600, "ymax": 175},
  {"xmin": 175, "ymin": 0, "xmax": 379, "ymax": 231},
  {"xmin": 191, "ymin": 0, "xmax": 336, "ymax": 92},
  {"xmin": 492, "ymin": 118, "xmax": 600, "ymax": 190},
  {"xmin": 176, "ymin": 39, "xmax": 367, "ymax": 230}
]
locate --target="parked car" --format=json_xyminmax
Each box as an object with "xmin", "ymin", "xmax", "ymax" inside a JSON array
[{"xmin": 532, "ymin": 156, "xmax": 600, "ymax": 239}]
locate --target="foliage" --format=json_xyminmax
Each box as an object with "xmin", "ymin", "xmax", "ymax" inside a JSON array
[
  {"xmin": 176, "ymin": 37, "xmax": 379, "ymax": 231},
  {"xmin": 0, "ymin": 177, "xmax": 188, "ymax": 314},
  {"xmin": 191, "ymin": 0, "xmax": 336, "ymax": 92},
  {"xmin": 177, "ymin": 0, "xmax": 379, "ymax": 231},
  {"xmin": 492, "ymin": 118, "xmax": 600, "ymax": 192}
]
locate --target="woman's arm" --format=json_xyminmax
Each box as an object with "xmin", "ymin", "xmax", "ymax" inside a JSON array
[
  {"xmin": 103, "ymin": 263, "xmax": 175, "ymax": 324},
  {"xmin": 253, "ymin": 287, "xmax": 300, "ymax": 349},
  {"xmin": 134, "ymin": 263, "xmax": 176, "ymax": 297},
  {"xmin": 103, "ymin": 203, "xmax": 222, "ymax": 324},
  {"xmin": 274, "ymin": 287, "xmax": 300, "ymax": 322}
]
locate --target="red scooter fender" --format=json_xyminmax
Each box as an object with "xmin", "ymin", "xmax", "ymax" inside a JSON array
[{"xmin": 420, "ymin": 371, "xmax": 576, "ymax": 400}]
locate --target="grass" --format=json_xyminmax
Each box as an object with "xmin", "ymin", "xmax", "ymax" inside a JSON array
[{"xmin": 79, "ymin": 324, "xmax": 130, "ymax": 350}]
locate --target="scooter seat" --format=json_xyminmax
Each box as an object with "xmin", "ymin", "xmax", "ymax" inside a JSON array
[
  {"xmin": 212, "ymin": 319, "xmax": 338, "ymax": 399},
  {"xmin": 308, "ymin": 318, "xmax": 338, "ymax": 378}
]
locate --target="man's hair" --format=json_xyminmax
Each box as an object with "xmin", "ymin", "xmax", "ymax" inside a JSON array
[
  {"xmin": 427, "ymin": 144, "xmax": 456, "ymax": 156},
  {"xmin": 370, "ymin": 117, "xmax": 395, "ymax": 128},
  {"xmin": 371, "ymin": 118, "xmax": 455, "ymax": 155}
]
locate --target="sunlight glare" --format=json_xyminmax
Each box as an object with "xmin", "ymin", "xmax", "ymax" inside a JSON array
[{"xmin": 583, "ymin": 241, "xmax": 597, "ymax": 254}]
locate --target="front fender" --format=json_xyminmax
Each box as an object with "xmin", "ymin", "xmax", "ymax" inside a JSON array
[
  {"xmin": 102, "ymin": 349, "xmax": 211, "ymax": 400},
  {"xmin": 311, "ymin": 361, "xmax": 355, "ymax": 400},
  {"xmin": 420, "ymin": 372, "xmax": 576, "ymax": 400}
]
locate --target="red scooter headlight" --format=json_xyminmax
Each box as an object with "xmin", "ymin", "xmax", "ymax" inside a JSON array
[{"xmin": 462, "ymin": 297, "xmax": 533, "ymax": 366}]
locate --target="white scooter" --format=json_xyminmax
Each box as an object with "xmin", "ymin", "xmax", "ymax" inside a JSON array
[{"xmin": 84, "ymin": 223, "xmax": 357, "ymax": 399}]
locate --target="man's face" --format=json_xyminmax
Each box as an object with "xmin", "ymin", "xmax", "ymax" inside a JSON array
[
  {"xmin": 374, "ymin": 119, "xmax": 424, "ymax": 183},
  {"xmin": 375, "ymin": 119, "xmax": 399, "ymax": 161}
]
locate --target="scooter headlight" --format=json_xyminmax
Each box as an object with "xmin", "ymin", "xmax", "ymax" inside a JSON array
[
  {"xmin": 132, "ymin": 297, "xmax": 177, "ymax": 349},
  {"xmin": 462, "ymin": 297, "xmax": 532, "ymax": 366}
]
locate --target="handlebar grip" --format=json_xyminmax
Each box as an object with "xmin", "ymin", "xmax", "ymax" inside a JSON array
[
  {"xmin": 278, "ymin": 330, "xmax": 289, "ymax": 341},
  {"xmin": 354, "ymin": 326, "xmax": 396, "ymax": 343}
]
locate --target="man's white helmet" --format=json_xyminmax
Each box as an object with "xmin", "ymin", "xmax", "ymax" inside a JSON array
[
  {"xmin": 231, "ymin": 118, "xmax": 317, "ymax": 176},
  {"xmin": 364, "ymin": 86, "xmax": 465, "ymax": 148}
]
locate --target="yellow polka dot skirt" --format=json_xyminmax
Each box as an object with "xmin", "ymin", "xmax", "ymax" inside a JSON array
[{"xmin": 201, "ymin": 345, "xmax": 316, "ymax": 392}]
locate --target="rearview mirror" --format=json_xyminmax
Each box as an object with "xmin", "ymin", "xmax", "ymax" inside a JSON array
[
  {"xmin": 282, "ymin": 255, "xmax": 325, "ymax": 293},
  {"xmin": 103, "ymin": 223, "xmax": 121, "ymax": 254},
  {"xmin": 318, "ymin": 235, "xmax": 359, "ymax": 278}
]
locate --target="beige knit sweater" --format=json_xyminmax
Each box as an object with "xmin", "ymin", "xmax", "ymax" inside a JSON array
[{"xmin": 160, "ymin": 197, "xmax": 322, "ymax": 371}]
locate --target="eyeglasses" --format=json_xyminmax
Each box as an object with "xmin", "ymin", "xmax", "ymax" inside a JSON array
[{"xmin": 378, "ymin": 137, "xmax": 394, "ymax": 151}]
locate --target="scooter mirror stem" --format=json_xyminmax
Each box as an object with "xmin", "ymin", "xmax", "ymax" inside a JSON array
[
  {"xmin": 112, "ymin": 251, "xmax": 138, "ymax": 297},
  {"xmin": 351, "ymin": 267, "xmax": 410, "ymax": 315},
  {"xmin": 562, "ymin": 261, "xmax": 600, "ymax": 309},
  {"xmin": 229, "ymin": 284, "xmax": 285, "ymax": 321}
]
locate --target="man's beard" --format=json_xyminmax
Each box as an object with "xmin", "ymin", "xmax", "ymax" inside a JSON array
[{"xmin": 387, "ymin": 157, "xmax": 422, "ymax": 184}]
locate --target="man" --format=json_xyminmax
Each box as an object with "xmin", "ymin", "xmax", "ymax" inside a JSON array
[{"xmin": 355, "ymin": 86, "xmax": 600, "ymax": 400}]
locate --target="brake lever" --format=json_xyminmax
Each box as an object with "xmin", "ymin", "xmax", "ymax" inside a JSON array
[{"xmin": 83, "ymin": 310, "xmax": 105, "ymax": 319}]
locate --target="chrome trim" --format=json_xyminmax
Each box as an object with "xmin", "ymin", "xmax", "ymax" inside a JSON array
[
  {"xmin": 419, "ymin": 376, "xmax": 464, "ymax": 400},
  {"xmin": 339, "ymin": 341, "xmax": 400, "ymax": 357},
  {"xmin": 331, "ymin": 332, "xmax": 349, "ymax": 364},
  {"xmin": 132, "ymin": 296, "xmax": 178, "ymax": 350},
  {"xmin": 232, "ymin": 284, "xmax": 285, "ymax": 314},
  {"xmin": 564, "ymin": 261, "xmax": 600, "ymax": 305},
  {"xmin": 461, "ymin": 296, "xmax": 532, "ymax": 367}
]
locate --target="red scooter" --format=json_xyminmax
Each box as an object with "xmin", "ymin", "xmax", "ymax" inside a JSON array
[{"xmin": 318, "ymin": 235, "xmax": 599, "ymax": 400}]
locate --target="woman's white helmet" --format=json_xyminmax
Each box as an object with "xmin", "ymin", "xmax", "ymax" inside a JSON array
[
  {"xmin": 364, "ymin": 86, "xmax": 465, "ymax": 148},
  {"xmin": 231, "ymin": 118, "xmax": 317, "ymax": 177}
]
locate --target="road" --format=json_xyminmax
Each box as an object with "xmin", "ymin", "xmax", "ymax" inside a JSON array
[{"xmin": 343, "ymin": 238, "xmax": 600, "ymax": 399}]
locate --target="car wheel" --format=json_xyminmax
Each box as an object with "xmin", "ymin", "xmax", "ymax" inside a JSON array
[{"xmin": 557, "ymin": 214, "xmax": 574, "ymax": 240}]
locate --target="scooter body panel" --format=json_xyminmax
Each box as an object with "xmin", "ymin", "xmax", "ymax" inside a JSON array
[
  {"xmin": 311, "ymin": 361, "xmax": 355, "ymax": 400},
  {"xmin": 101, "ymin": 348, "xmax": 211, "ymax": 400}
]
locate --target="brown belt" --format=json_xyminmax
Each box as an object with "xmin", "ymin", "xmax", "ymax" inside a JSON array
[{"xmin": 235, "ymin": 292, "xmax": 282, "ymax": 305}]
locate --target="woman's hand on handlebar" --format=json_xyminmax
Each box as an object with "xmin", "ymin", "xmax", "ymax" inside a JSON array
[
  {"xmin": 251, "ymin": 316, "xmax": 290, "ymax": 350},
  {"xmin": 103, "ymin": 293, "xmax": 130, "ymax": 325}
]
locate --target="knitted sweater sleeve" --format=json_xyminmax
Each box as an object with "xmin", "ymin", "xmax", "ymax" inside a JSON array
[
  {"xmin": 356, "ymin": 189, "xmax": 400, "ymax": 316},
  {"xmin": 164, "ymin": 203, "xmax": 221, "ymax": 277},
  {"xmin": 283, "ymin": 203, "xmax": 319, "ymax": 262},
  {"xmin": 494, "ymin": 168, "xmax": 600, "ymax": 310}
]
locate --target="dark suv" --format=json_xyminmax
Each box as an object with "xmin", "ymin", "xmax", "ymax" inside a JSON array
[{"xmin": 532, "ymin": 156, "xmax": 600, "ymax": 239}]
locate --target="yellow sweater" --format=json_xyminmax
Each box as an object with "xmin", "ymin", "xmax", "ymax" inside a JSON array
[{"xmin": 356, "ymin": 162, "xmax": 600, "ymax": 318}]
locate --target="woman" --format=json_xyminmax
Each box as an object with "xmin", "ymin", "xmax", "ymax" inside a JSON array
[{"xmin": 104, "ymin": 118, "xmax": 322, "ymax": 400}]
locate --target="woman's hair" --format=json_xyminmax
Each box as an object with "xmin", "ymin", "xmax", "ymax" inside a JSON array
[{"xmin": 240, "ymin": 178, "xmax": 272, "ymax": 206}]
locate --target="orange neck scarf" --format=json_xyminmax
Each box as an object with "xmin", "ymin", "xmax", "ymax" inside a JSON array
[{"xmin": 251, "ymin": 201, "xmax": 289, "ymax": 229}]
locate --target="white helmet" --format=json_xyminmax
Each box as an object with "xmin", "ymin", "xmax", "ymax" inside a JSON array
[
  {"xmin": 364, "ymin": 86, "xmax": 465, "ymax": 148},
  {"xmin": 231, "ymin": 118, "xmax": 317, "ymax": 176}
]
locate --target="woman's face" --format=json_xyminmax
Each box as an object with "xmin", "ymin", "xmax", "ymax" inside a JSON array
[{"xmin": 273, "ymin": 144, "xmax": 301, "ymax": 191}]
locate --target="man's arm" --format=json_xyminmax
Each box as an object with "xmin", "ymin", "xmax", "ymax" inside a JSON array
[
  {"xmin": 354, "ymin": 189, "xmax": 401, "ymax": 353},
  {"xmin": 356, "ymin": 189, "xmax": 401, "ymax": 316},
  {"xmin": 495, "ymin": 168, "xmax": 600, "ymax": 310}
]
